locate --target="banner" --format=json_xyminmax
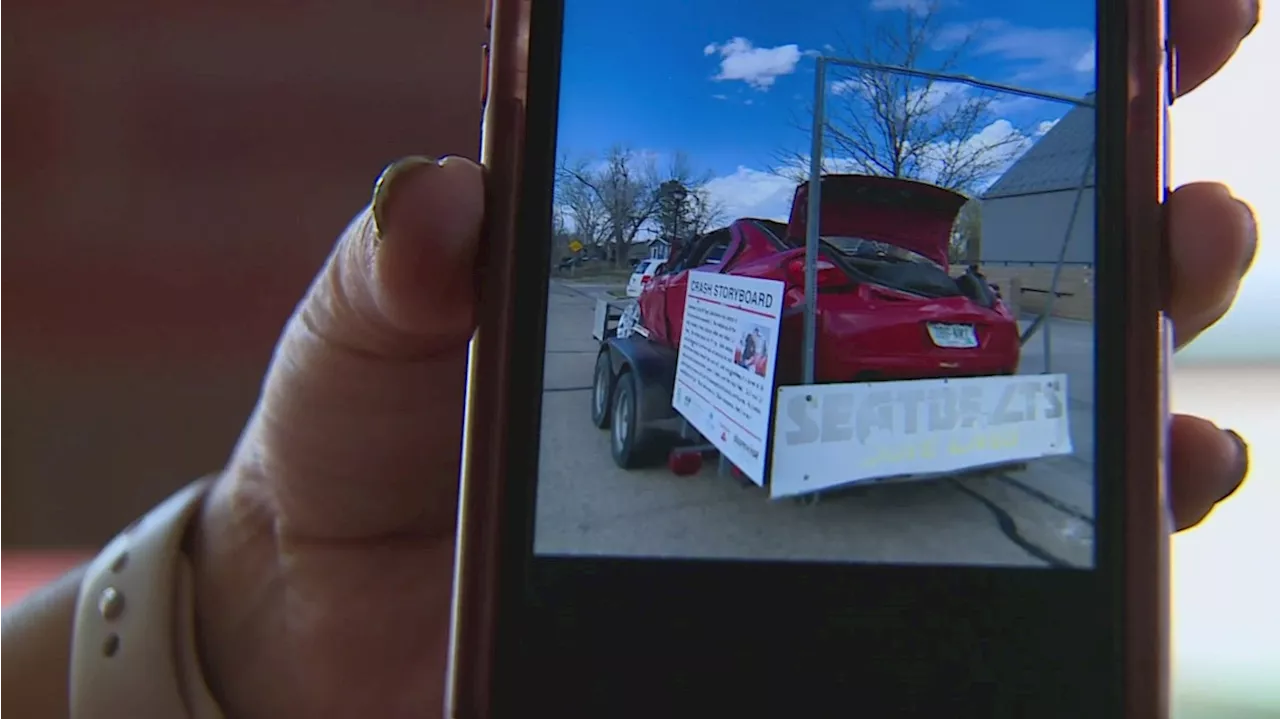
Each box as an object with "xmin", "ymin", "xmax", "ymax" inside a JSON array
[{"xmin": 769, "ymin": 374, "xmax": 1074, "ymax": 498}]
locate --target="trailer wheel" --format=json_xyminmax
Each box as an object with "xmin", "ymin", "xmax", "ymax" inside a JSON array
[
  {"xmin": 610, "ymin": 370, "xmax": 658, "ymax": 469},
  {"xmin": 590, "ymin": 350, "xmax": 615, "ymax": 429}
]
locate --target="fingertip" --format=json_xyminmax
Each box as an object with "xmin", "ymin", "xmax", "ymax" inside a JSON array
[
  {"xmin": 433, "ymin": 156, "xmax": 486, "ymax": 251},
  {"xmin": 293, "ymin": 156, "xmax": 486, "ymax": 359},
  {"xmin": 372, "ymin": 156, "xmax": 439, "ymax": 239},
  {"xmin": 1167, "ymin": 183, "xmax": 1253, "ymax": 343},
  {"xmin": 373, "ymin": 155, "xmax": 485, "ymax": 248},
  {"xmin": 1219, "ymin": 428, "xmax": 1250, "ymax": 497},
  {"xmin": 369, "ymin": 155, "xmax": 485, "ymax": 338},
  {"xmin": 1233, "ymin": 197, "xmax": 1259, "ymax": 275},
  {"xmin": 1171, "ymin": 0, "xmax": 1258, "ymax": 96},
  {"xmin": 1168, "ymin": 414, "xmax": 1247, "ymax": 530}
]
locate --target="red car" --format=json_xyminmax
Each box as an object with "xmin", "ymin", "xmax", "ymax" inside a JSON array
[{"xmin": 636, "ymin": 175, "xmax": 1020, "ymax": 384}]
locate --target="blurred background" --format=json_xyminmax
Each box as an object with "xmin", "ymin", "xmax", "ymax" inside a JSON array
[
  {"xmin": 1, "ymin": 2, "xmax": 1275, "ymax": 716},
  {"xmin": 2, "ymin": 0, "xmax": 484, "ymax": 544}
]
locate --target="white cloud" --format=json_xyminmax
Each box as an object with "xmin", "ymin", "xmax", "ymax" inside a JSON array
[
  {"xmin": 711, "ymin": 94, "xmax": 729, "ymax": 100},
  {"xmin": 574, "ymin": 148, "xmax": 666, "ymax": 178},
  {"xmin": 830, "ymin": 77, "xmax": 970, "ymax": 116},
  {"xmin": 988, "ymin": 94, "xmax": 1041, "ymax": 116},
  {"xmin": 705, "ymin": 37, "xmax": 803, "ymax": 91},
  {"xmin": 1073, "ymin": 42, "xmax": 1096, "ymax": 73},
  {"xmin": 908, "ymin": 81, "xmax": 969, "ymax": 111},
  {"xmin": 830, "ymin": 78, "xmax": 863, "ymax": 96},
  {"xmin": 701, "ymin": 167, "xmax": 798, "ymax": 222},
  {"xmin": 935, "ymin": 19, "xmax": 1096, "ymax": 81},
  {"xmin": 1035, "ymin": 118, "xmax": 1060, "ymax": 136},
  {"xmin": 918, "ymin": 119, "xmax": 1034, "ymax": 191}
]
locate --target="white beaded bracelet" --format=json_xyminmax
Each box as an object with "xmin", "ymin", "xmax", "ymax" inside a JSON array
[{"xmin": 69, "ymin": 479, "xmax": 225, "ymax": 719}]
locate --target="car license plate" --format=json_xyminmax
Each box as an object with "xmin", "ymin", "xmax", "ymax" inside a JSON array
[{"xmin": 927, "ymin": 323, "xmax": 978, "ymax": 348}]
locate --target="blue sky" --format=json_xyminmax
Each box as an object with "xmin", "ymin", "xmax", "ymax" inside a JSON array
[{"xmin": 556, "ymin": 0, "xmax": 1097, "ymax": 220}]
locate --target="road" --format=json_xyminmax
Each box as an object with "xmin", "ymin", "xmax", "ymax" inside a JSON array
[{"xmin": 534, "ymin": 278, "xmax": 1096, "ymax": 568}]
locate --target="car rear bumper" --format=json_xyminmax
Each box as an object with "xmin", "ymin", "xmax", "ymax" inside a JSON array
[{"xmin": 816, "ymin": 352, "xmax": 1018, "ymax": 383}]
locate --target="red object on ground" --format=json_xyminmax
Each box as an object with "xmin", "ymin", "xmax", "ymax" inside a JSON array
[{"xmin": 667, "ymin": 450, "xmax": 704, "ymax": 476}]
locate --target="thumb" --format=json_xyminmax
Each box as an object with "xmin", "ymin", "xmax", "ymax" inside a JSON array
[{"xmin": 227, "ymin": 155, "xmax": 485, "ymax": 541}]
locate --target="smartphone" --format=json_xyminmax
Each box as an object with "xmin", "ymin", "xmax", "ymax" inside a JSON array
[{"xmin": 451, "ymin": 0, "xmax": 1173, "ymax": 715}]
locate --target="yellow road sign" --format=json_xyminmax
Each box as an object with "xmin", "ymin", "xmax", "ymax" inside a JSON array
[{"xmin": 568, "ymin": 240, "xmax": 584, "ymax": 253}]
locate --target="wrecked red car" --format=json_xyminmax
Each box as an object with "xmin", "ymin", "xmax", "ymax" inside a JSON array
[{"xmin": 636, "ymin": 174, "xmax": 1020, "ymax": 384}]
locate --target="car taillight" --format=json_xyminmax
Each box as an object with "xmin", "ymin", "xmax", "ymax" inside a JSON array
[
  {"xmin": 785, "ymin": 258, "xmax": 847, "ymax": 289},
  {"xmin": 641, "ymin": 276, "xmax": 652, "ymax": 285}
]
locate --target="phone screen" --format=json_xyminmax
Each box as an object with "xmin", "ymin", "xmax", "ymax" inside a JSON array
[
  {"xmin": 483, "ymin": 0, "xmax": 1149, "ymax": 714},
  {"xmin": 538, "ymin": 2, "xmax": 1097, "ymax": 568}
]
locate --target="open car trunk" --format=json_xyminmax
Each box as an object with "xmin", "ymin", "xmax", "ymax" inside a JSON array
[{"xmin": 784, "ymin": 174, "xmax": 968, "ymax": 270}]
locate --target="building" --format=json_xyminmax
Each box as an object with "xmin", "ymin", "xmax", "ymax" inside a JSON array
[
  {"xmin": 975, "ymin": 94, "xmax": 1096, "ymax": 322},
  {"xmin": 979, "ymin": 93, "xmax": 1096, "ymax": 267},
  {"xmin": 644, "ymin": 238, "xmax": 671, "ymax": 260}
]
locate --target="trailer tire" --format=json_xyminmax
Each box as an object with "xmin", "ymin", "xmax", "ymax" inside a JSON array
[
  {"xmin": 590, "ymin": 350, "xmax": 615, "ymax": 429},
  {"xmin": 609, "ymin": 370, "xmax": 659, "ymax": 469}
]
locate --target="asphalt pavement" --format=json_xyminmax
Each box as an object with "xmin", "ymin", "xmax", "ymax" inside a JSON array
[{"xmin": 533, "ymin": 278, "xmax": 1096, "ymax": 568}]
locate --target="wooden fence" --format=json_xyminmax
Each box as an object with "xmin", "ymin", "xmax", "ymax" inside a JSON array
[{"xmin": 952, "ymin": 265, "xmax": 1094, "ymax": 322}]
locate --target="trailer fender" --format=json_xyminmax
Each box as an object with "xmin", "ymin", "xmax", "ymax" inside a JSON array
[{"xmin": 603, "ymin": 337, "xmax": 679, "ymax": 423}]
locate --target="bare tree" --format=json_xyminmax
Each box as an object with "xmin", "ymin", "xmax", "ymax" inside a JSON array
[
  {"xmin": 560, "ymin": 147, "xmax": 662, "ymax": 268},
  {"xmin": 548, "ymin": 192, "xmax": 580, "ymax": 270},
  {"xmin": 652, "ymin": 153, "xmax": 727, "ymax": 257},
  {"xmin": 557, "ymin": 148, "xmax": 726, "ymax": 268},
  {"xmin": 776, "ymin": 2, "xmax": 1030, "ymax": 194},
  {"xmin": 667, "ymin": 152, "xmax": 727, "ymax": 236},
  {"xmin": 554, "ymin": 162, "xmax": 608, "ymax": 256},
  {"xmin": 685, "ymin": 189, "xmax": 727, "ymax": 237}
]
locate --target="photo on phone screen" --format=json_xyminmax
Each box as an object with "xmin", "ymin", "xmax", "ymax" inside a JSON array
[{"xmin": 533, "ymin": 0, "xmax": 1097, "ymax": 569}]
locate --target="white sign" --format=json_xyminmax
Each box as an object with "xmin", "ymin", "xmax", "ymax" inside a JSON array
[
  {"xmin": 592, "ymin": 298, "xmax": 610, "ymax": 341},
  {"xmin": 672, "ymin": 270, "xmax": 785, "ymax": 486},
  {"xmin": 769, "ymin": 374, "xmax": 1074, "ymax": 498}
]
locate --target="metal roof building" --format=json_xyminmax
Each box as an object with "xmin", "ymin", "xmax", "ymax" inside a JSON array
[{"xmin": 979, "ymin": 93, "xmax": 1096, "ymax": 266}]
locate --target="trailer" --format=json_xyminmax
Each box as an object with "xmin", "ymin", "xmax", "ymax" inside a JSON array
[
  {"xmin": 588, "ymin": 297, "xmax": 1054, "ymax": 504},
  {"xmin": 590, "ymin": 296, "xmax": 637, "ymax": 342},
  {"xmin": 590, "ymin": 296, "xmax": 753, "ymax": 485}
]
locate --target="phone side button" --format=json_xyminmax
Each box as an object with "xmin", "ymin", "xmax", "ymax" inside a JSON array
[{"xmin": 480, "ymin": 42, "xmax": 490, "ymax": 110}]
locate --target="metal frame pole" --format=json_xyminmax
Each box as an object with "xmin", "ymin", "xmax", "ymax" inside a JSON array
[
  {"xmin": 1039, "ymin": 142, "xmax": 1096, "ymax": 372},
  {"xmin": 821, "ymin": 58, "xmax": 1095, "ymax": 108},
  {"xmin": 802, "ymin": 57, "xmax": 827, "ymax": 386}
]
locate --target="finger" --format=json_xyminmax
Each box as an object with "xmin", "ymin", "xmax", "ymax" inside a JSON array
[
  {"xmin": 1167, "ymin": 182, "xmax": 1258, "ymax": 348},
  {"xmin": 1169, "ymin": 414, "xmax": 1250, "ymax": 531},
  {"xmin": 229, "ymin": 156, "xmax": 485, "ymax": 541},
  {"xmin": 1171, "ymin": 0, "xmax": 1260, "ymax": 96}
]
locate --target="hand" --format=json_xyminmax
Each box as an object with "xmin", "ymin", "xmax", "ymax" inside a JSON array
[
  {"xmin": 1163, "ymin": 0, "xmax": 1261, "ymax": 528},
  {"xmin": 188, "ymin": 2, "xmax": 1261, "ymax": 716}
]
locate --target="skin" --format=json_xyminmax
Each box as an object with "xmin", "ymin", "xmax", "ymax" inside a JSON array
[{"xmin": 0, "ymin": 1, "xmax": 1263, "ymax": 716}]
